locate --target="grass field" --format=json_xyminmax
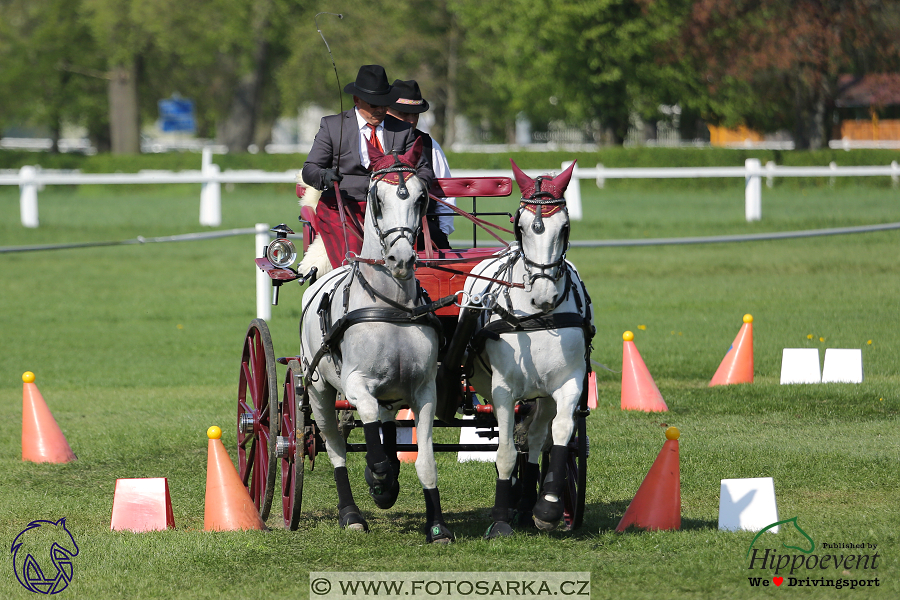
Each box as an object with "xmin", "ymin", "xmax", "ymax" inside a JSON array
[{"xmin": 1, "ymin": 178, "xmax": 898, "ymax": 599}]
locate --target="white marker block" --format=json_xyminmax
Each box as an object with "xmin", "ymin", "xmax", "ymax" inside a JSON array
[
  {"xmin": 780, "ymin": 348, "xmax": 821, "ymax": 384},
  {"xmin": 457, "ymin": 415, "xmax": 497, "ymax": 463},
  {"xmin": 719, "ymin": 477, "xmax": 779, "ymax": 532},
  {"xmin": 821, "ymin": 349, "xmax": 863, "ymax": 383}
]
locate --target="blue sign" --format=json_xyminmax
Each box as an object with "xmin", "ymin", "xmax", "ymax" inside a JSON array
[{"xmin": 158, "ymin": 96, "xmax": 196, "ymax": 133}]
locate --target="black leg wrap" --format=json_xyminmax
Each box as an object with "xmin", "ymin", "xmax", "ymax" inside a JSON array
[
  {"xmin": 516, "ymin": 461, "xmax": 541, "ymax": 513},
  {"xmin": 363, "ymin": 421, "xmax": 389, "ymax": 466},
  {"xmin": 424, "ymin": 488, "xmax": 454, "ymax": 543},
  {"xmin": 491, "ymin": 478, "xmax": 512, "ymax": 523},
  {"xmin": 334, "ymin": 467, "xmax": 355, "ymax": 511},
  {"xmin": 485, "ymin": 479, "xmax": 515, "ymax": 539},
  {"xmin": 533, "ymin": 445, "xmax": 568, "ymax": 531},
  {"xmin": 338, "ymin": 504, "xmax": 369, "ymax": 532}
]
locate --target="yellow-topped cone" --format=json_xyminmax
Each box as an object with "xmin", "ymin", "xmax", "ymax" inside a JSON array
[
  {"xmin": 204, "ymin": 426, "xmax": 267, "ymax": 531},
  {"xmin": 22, "ymin": 372, "xmax": 77, "ymax": 463},
  {"xmin": 710, "ymin": 314, "xmax": 754, "ymax": 386}
]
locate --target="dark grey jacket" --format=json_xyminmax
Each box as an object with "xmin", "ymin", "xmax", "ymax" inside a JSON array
[{"xmin": 302, "ymin": 110, "xmax": 435, "ymax": 204}]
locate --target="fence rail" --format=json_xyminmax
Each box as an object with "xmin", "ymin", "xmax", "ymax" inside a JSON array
[{"xmin": 3, "ymin": 149, "xmax": 899, "ymax": 227}]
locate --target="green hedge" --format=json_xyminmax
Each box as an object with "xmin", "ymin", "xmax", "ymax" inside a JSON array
[{"xmin": 2, "ymin": 147, "xmax": 898, "ymax": 191}]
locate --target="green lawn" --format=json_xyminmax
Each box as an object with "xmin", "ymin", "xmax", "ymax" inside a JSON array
[{"xmin": 1, "ymin": 181, "xmax": 898, "ymax": 599}]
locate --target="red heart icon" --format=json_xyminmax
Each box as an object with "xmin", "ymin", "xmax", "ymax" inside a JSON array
[{"xmin": 773, "ymin": 577, "xmax": 784, "ymax": 586}]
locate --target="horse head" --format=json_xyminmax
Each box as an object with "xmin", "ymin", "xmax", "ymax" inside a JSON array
[
  {"xmin": 363, "ymin": 137, "xmax": 427, "ymax": 280},
  {"xmin": 511, "ymin": 159, "xmax": 576, "ymax": 312}
]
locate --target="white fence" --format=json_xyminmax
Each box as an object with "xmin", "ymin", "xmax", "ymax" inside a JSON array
[{"xmin": 3, "ymin": 150, "xmax": 899, "ymax": 227}]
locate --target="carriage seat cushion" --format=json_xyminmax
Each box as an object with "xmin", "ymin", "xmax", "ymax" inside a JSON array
[{"xmin": 429, "ymin": 177, "xmax": 512, "ymax": 198}]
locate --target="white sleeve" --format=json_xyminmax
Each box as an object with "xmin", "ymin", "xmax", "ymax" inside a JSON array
[{"xmin": 430, "ymin": 139, "xmax": 455, "ymax": 235}]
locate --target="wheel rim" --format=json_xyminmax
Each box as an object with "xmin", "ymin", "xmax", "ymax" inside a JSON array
[
  {"xmin": 563, "ymin": 416, "xmax": 588, "ymax": 530},
  {"xmin": 281, "ymin": 361, "xmax": 305, "ymax": 530},
  {"xmin": 237, "ymin": 319, "xmax": 279, "ymax": 521}
]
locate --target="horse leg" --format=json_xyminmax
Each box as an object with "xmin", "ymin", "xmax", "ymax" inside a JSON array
[
  {"xmin": 485, "ymin": 387, "xmax": 516, "ymax": 539},
  {"xmin": 309, "ymin": 382, "xmax": 368, "ymax": 532},
  {"xmin": 516, "ymin": 397, "xmax": 555, "ymax": 527},
  {"xmin": 533, "ymin": 381, "xmax": 580, "ymax": 531},
  {"xmin": 412, "ymin": 393, "xmax": 454, "ymax": 544},
  {"xmin": 347, "ymin": 384, "xmax": 400, "ymax": 510}
]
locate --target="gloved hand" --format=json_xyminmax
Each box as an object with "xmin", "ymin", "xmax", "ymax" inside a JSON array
[{"xmin": 322, "ymin": 168, "xmax": 343, "ymax": 189}]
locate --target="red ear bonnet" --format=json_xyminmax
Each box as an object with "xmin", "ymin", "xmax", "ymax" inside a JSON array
[
  {"xmin": 510, "ymin": 159, "xmax": 577, "ymax": 200},
  {"xmin": 368, "ymin": 136, "xmax": 423, "ymax": 174}
]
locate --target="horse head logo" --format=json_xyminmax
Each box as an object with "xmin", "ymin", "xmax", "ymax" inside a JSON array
[
  {"xmin": 747, "ymin": 516, "xmax": 815, "ymax": 557},
  {"xmin": 11, "ymin": 518, "xmax": 79, "ymax": 594}
]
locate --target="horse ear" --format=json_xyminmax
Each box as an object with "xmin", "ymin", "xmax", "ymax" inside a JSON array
[
  {"xmin": 510, "ymin": 159, "xmax": 533, "ymax": 197},
  {"xmin": 366, "ymin": 136, "xmax": 385, "ymax": 164},
  {"xmin": 551, "ymin": 160, "xmax": 577, "ymax": 193},
  {"xmin": 402, "ymin": 136, "xmax": 424, "ymax": 166}
]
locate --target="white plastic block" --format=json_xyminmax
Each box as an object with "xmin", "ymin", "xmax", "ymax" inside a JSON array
[
  {"xmin": 719, "ymin": 477, "xmax": 779, "ymax": 532},
  {"xmin": 780, "ymin": 348, "xmax": 821, "ymax": 384},
  {"xmin": 821, "ymin": 348, "xmax": 863, "ymax": 383},
  {"xmin": 457, "ymin": 415, "xmax": 497, "ymax": 463}
]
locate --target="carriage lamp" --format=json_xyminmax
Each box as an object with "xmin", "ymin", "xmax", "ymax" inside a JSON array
[{"xmin": 266, "ymin": 238, "xmax": 297, "ymax": 268}]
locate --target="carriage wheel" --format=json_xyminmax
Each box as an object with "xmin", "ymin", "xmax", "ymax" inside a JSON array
[
  {"xmin": 279, "ymin": 360, "xmax": 305, "ymax": 530},
  {"xmin": 562, "ymin": 415, "xmax": 588, "ymax": 530},
  {"xmin": 237, "ymin": 318, "xmax": 279, "ymax": 521}
]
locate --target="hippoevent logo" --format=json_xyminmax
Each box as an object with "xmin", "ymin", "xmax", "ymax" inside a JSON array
[
  {"xmin": 11, "ymin": 518, "xmax": 79, "ymax": 594},
  {"xmin": 746, "ymin": 517, "xmax": 880, "ymax": 590}
]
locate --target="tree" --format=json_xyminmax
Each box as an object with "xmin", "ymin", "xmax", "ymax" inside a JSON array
[
  {"xmin": 0, "ymin": 0, "xmax": 108, "ymax": 151},
  {"xmin": 677, "ymin": 0, "xmax": 900, "ymax": 149}
]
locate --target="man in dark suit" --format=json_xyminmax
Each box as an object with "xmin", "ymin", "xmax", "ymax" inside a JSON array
[{"xmin": 302, "ymin": 65, "xmax": 435, "ymax": 268}]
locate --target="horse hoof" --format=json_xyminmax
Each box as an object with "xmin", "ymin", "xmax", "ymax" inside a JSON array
[
  {"xmin": 532, "ymin": 494, "xmax": 563, "ymax": 530},
  {"xmin": 365, "ymin": 463, "xmax": 400, "ymax": 509},
  {"xmin": 426, "ymin": 523, "xmax": 454, "ymax": 544},
  {"xmin": 532, "ymin": 516, "xmax": 559, "ymax": 531},
  {"xmin": 484, "ymin": 521, "xmax": 514, "ymax": 540},
  {"xmin": 339, "ymin": 505, "xmax": 369, "ymax": 532}
]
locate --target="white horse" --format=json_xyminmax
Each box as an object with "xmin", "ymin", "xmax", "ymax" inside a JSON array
[
  {"xmin": 462, "ymin": 160, "xmax": 594, "ymax": 537},
  {"xmin": 299, "ymin": 139, "xmax": 453, "ymax": 543}
]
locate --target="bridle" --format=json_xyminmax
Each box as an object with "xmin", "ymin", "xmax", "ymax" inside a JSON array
[
  {"xmin": 513, "ymin": 176, "xmax": 570, "ymax": 287},
  {"xmin": 366, "ymin": 152, "xmax": 425, "ymax": 260}
]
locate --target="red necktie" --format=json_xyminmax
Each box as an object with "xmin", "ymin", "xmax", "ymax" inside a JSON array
[{"xmin": 366, "ymin": 123, "xmax": 383, "ymax": 153}]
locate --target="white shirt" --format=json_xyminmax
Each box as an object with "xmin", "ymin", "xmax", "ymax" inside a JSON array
[
  {"xmin": 430, "ymin": 138, "xmax": 456, "ymax": 235},
  {"xmin": 355, "ymin": 108, "xmax": 384, "ymax": 169}
]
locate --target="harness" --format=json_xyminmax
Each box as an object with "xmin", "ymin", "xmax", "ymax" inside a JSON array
[
  {"xmin": 467, "ymin": 178, "xmax": 595, "ymax": 376},
  {"xmin": 302, "ymin": 158, "xmax": 456, "ymax": 388}
]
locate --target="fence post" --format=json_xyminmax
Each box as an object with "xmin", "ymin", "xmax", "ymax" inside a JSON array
[
  {"xmin": 200, "ymin": 147, "xmax": 221, "ymax": 226},
  {"xmin": 744, "ymin": 158, "xmax": 761, "ymax": 222},
  {"xmin": 255, "ymin": 223, "xmax": 271, "ymax": 321},
  {"xmin": 19, "ymin": 165, "xmax": 39, "ymax": 228},
  {"xmin": 595, "ymin": 162, "xmax": 605, "ymax": 189},
  {"xmin": 891, "ymin": 161, "xmax": 898, "ymax": 189},
  {"xmin": 563, "ymin": 161, "xmax": 582, "ymax": 220},
  {"xmin": 765, "ymin": 160, "xmax": 776, "ymax": 189}
]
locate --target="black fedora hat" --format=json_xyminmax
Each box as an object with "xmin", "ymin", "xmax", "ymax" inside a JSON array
[
  {"xmin": 343, "ymin": 65, "xmax": 398, "ymax": 106},
  {"xmin": 389, "ymin": 79, "xmax": 430, "ymax": 113}
]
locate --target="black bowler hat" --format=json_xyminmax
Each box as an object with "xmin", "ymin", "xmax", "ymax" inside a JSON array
[
  {"xmin": 343, "ymin": 65, "xmax": 398, "ymax": 106},
  {"xmin": 389, "ymin": 80, "xmax": 430, "ymax": 113}
]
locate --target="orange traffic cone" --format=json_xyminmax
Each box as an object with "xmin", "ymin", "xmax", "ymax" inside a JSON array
[
  {"xmin": 110, "ymin": 478, "xmax": 175, "ymax": 532},
  {"xmin": 616, "ymin": 427, "xmax": 681, "ymax": 532},
  {"xmin": 709, "ymin": 314, "xmax": 754, "ymax": 386},
  {"xmin": 621, "ymin": 332, "xmax": 668, "ymax": 412},
  {"xmin": 396, "ymin": 408, "xmax": 418, "ymax": 463},
  {"xmin": 204, "ymin": 426, "xmax": 267, "ymax": 531},
  {"xmin": 21, "ymin": 371, "xmax": 77, "ymax": 463}
]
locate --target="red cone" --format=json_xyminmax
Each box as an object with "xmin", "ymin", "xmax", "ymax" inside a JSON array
[
  {"xmin": 621, "ymin": 332, "xmax": 668, "ymax": 412},
  {"xmin": 616, "ymin": 427, "xmax": 681, "ymax": 532},
  {"xmin": 710, "ymin": 314, "xmax": 754, "ymax": 386},
  {"xmin": 21, "ymin": 372, "xmax": 77, "ymax": 463},
  {"xmin": 204, "ymin": 426, "xmax": 267, "ymax": 531}
]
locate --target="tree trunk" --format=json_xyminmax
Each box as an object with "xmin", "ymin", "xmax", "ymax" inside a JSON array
[
  {"xmin": 108, "ymin": 62, "xmax": 140, "ymax": 154},
  {"xmin": 443, "ymin": 15, "xmax": 460, "ymax": 148},
  {"xmin": 221, "ymin": 2, "xmax": 271, "ymax": 154}
]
